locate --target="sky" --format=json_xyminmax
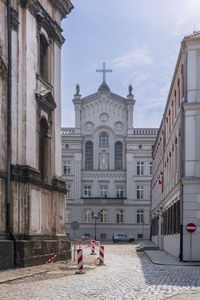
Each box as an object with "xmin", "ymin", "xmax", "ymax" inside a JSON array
[{"xmin": 61, "ymin": 0, "xmax": 200, "ymax": 128}]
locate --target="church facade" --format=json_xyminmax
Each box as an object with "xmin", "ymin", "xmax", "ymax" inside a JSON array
[
  {"xmin": 151, "ymin": 32, "xmax": 200, "ymax": 261},
  {"xmin": 62, "ymin": 65, "xmax": 158, "ymax": 241},
  {"xmin": 0, "ymin": 0, "xmax": 73, "ymax": 268}
]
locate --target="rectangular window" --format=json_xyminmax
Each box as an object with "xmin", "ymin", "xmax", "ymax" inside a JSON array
[
  {"xmin": 65, "ymin": 144, "xmax": 69, "ymax": 149},
  {"xmin": 116, "ymin": 186, "xmax": 124, "ymax": 198},
  {"xmin": 100, "ymin": 233, "xmax": 107, "ymax": 239},
  {"xmin": 137, "ymin": 210, "xmax": 144, "ymax": 224},
  {"xmin": 84, "ymin": 185, "xmax": 92, "ymax": 197},
  {"xmin": 138, "ymin": 145, "xmax": 142, "ymax": 150},
  {"xmin": 66, "ymin": 185, "xmax": 71, "ymax": 199},
  {"xmin": 149, "ymin": 162, "xmax": 153, "ymax": 175},
  {"xmin": 84, "ymin": 210, "xmax": 91, "ymax": 223},
  {"xmin": 137, "ymin": 162, "xmax": 144, "ymax": 175},
  {"xmin": 116, "ymin": 210, "xmax": 124, "ymax": 223},
  {"xmin": 137, "ymin": 186, "xmax": 144, "ymax": 199},
  {"xmin": 100, "ymin": 210, "xmax": 107, "ymax": 223},
  {"xmin": 100, "ymin": 186, "xmax": 107, "ymax": 197},
  {"xmin": 63, "ymin": 161, "xmax": 71, "ymax": 175}
]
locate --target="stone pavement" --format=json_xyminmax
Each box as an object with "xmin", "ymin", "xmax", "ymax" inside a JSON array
[{"xmin": 0, "ymin": 244, "xmax": 200, "ymax": 300}]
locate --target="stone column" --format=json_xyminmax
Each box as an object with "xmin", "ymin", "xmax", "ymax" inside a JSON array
[
  {"xmin": 73, "ymin": 98, "xmax": 82, "ymax": 129},
  {"xmin": 126, "ymin": 95, "xmax": 136, "ymax": 134}
]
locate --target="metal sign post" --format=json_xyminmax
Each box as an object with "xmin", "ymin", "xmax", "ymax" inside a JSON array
[{"xmin": 186, "ymin": 223, "xmax": 196, "ymax": 262}]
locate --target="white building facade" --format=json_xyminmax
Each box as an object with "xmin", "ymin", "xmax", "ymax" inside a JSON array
[
  {"xmin": 62, "ymin": 69, "xmax": 158, "ymax": 241},
  {"xmin": 151, "ymin": 32, "xmax": 200, "ymax": 261}
]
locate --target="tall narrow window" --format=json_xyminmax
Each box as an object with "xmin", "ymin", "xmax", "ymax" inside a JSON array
[
  {"xmin": 99, "ymin": 132, "xmax": 109, "ymax": 146},
  {"xmin": 115, "ymin": 142, "xmax": 123, "ymax": 170},
  {"xmin": 100, "ymin": 210, "xmax": 107, "ymax": 223},
  {"xmin": 63, "ymin": 161, "xmax": 71, "ymax": 175},
  {"xmin": 84, "ymin": 186, "xmax": 92, "ymax": 197},
  {"xmin": 85, "ymin": 142, "xmax": 93, "ymax": 169},
  {"xmin": 149, "ymin": 162, "xmax": 153, "ymax": 175},
  {"xmin": 137, "ymin": 185, "xmax": 144, "ymax": 199},
  {"xmin": 137, "ymin": 210, "xmax": 144, "ymax": 224},
  {"xmin": 137, "ymin": 162, "xmax": 144, "ymax": 175},
  {"xmin": 39, "ymin": 118, "xmax": 48, "ymax": 179},
  {"xmin": 116, "ymin": 186, "xmax": 124, "ymax": 198},
  {"xmin": 100, "ymin": 186, "xmax": 107, "ymax": 197},
  {"xmin": 40, "ymin": 35, "xmax": 48, "ymax": 80},
  {"xmin": 116, "ymin": 210, "xmax": 124, "ymax": 223},
  {"xmin": 66, "ymin": 185, "xmax": 71, "ymax": 199},
  {"xmin": 84, "ymin": 210, "xmax": 92, "ymax": 223}
]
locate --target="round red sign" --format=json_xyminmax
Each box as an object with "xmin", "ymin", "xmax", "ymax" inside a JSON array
[{"xmin": 186, "ymin": 223, "xmax": 196, "ymax": 233}]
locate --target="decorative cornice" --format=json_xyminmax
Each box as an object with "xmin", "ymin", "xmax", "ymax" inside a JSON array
[
  {"xmin": 19, "ymin": 0, "xmax": 67, "ymax": 47},
  {"xmin": 11, "ymin": 164, "xmax": 67, "ymax": 193},
  {"xmin": 49, "ymin": 0, "xmax": 74, "ymax": 19},
  {"xmin": 36, "ymin": 91, "xmax": 57, "ymax": 113},
  {"xmin": 82, "ymin": 170, "xmax": 127, "ymax": 179}
]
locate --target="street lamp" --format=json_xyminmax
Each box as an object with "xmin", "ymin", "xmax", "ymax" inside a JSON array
[{"xmin": 91, "ymin": 211, "xmax": 101, "ymax": 241}]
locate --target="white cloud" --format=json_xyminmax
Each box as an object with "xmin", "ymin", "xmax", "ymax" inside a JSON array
[{"xmin": 113, "ymin": 48, "xmax": 153, "ymax": 69}]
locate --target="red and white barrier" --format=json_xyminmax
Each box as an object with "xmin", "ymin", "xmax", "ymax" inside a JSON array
[
  {"xmin": 98, "ymin": 245, "xmax": 104, "ymax": 265},
  {"xmin": 76, "ymin": 248, "xmax": 84, "ymax": 274},
  {"xmin": 90, "ymin": 240, "xmax": 96, "ymax": 255}
]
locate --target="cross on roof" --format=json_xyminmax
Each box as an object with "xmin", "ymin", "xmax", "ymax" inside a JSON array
[{"xmin": 96, "ymin": 62, "xmax": 112, "ymax": 83}]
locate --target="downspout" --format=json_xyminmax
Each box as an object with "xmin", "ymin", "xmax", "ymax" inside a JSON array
[
  {"xmin": 179, "ymin": 49, "xmax": 187, "ymax": 261},
  {"xmin": 6, "ymin": 0, "xmax": 18, "ymax": 267}
]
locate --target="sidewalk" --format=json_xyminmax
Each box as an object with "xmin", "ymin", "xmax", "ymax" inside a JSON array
[
  {"xmin": 139, "ymin": 240, "xmax": 200, "ymax": 266},
  {"xmin": 140, "ymin": 241, "xmax": 200, "ymax": 300}
]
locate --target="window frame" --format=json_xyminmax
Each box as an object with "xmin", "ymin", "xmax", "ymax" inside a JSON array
[{"xmin": 99, "ymin": 132, "xmax": 109, "ymax": 147}]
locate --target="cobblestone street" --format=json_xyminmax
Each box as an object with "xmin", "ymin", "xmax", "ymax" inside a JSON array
[{"xmin": 1, "ymin": 244, "xmax": 200, "ymax": 300}]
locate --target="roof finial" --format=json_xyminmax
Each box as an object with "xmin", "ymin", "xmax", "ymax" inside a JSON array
[
  {"xmin": 74, "ymin": 83, "xmax": 81, "ymax": 96},
  {"xmin": 96, "ymin": 62, "xmax": 112, "ymax": 83},
  {"xmin": 128, "ymin": 84, "xmax": 133, "ymax": 96}
]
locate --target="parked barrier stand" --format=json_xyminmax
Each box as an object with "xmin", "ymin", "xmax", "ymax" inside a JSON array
[
  {"xmin": 90, "ymin": 240, "xmax": 96, "ymax": 255},
  {"xmin": 98, "ymin": 245, "xmax": 104, "ymax": 265},
  {"xmin": 75, "ymin": 248, "xmax": 84, "ymax": 274}
]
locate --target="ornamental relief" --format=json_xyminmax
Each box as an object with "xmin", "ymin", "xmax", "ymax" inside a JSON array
[
  {"xmin": 100, "ymin": 112, "xmax": 109, "ymax": 122},
  {"xmin": 115, "ymin": 121, "xmax": 124, "ymax": 132},
  {"xmin": 84, "ymin": 121, "xmax": 94, "ymax": 132}
]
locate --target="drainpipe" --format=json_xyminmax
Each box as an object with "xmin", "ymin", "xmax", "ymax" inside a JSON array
[
  {"xmin": 6, "ymin": 0, "xmax": 18, "ymax": 267},
  {"xmin": 179, "ymin": 50, "xmax": 187, "ymax": 262}
]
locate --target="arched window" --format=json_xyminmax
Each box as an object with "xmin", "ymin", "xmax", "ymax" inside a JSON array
[
  {"xmin": 85, "ymin": 141, "xmax": 93, "ymax": 169},
  {"xmin": 40, "ymin": 35, "xmax": 48, "ymax": 80},
  {"xmin": 115, "ymin": 142, "xmax": 123, "ymax": 170},
  {"xmin": 99, "ymin": 132, "xmax": 109, "ymax": 146},
  {"xmin": 39, "ymin": 118, "xmax": 48, "ymax": 179}
]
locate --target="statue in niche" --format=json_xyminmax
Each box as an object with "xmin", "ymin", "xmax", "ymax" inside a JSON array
[{"xmin": 99, "ymin": 151, "xmax": 109, "ymax": 170}]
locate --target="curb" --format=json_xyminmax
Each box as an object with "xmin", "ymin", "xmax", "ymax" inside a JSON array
[
  {"xmin": 0, "ymin": 270, "xmax": 48, "ymax": 285},
  {"xmin": 144, "ymin": 250, "xmax": 200, "ymax": 267},
  {"xmin": 164, "ymin": 290, "xmax": 200, "ymax": 299}
]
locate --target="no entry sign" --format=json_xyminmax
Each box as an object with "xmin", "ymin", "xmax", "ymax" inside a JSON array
[{"xmin": 186, "ymin": 223, "xmax": 196, "ymax": 233}]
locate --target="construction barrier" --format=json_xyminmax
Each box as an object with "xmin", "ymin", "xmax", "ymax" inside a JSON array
[
  {"xmin": 76, "ymin": 248, "xmax": 84, "ymax": 274},
  {"xmin": 98, "ymin": 245, "xmax": 104, "ymax": 265},
  {"xmin": 90, "ymin": 240, "xmax": 96, "ymax": 255}
]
